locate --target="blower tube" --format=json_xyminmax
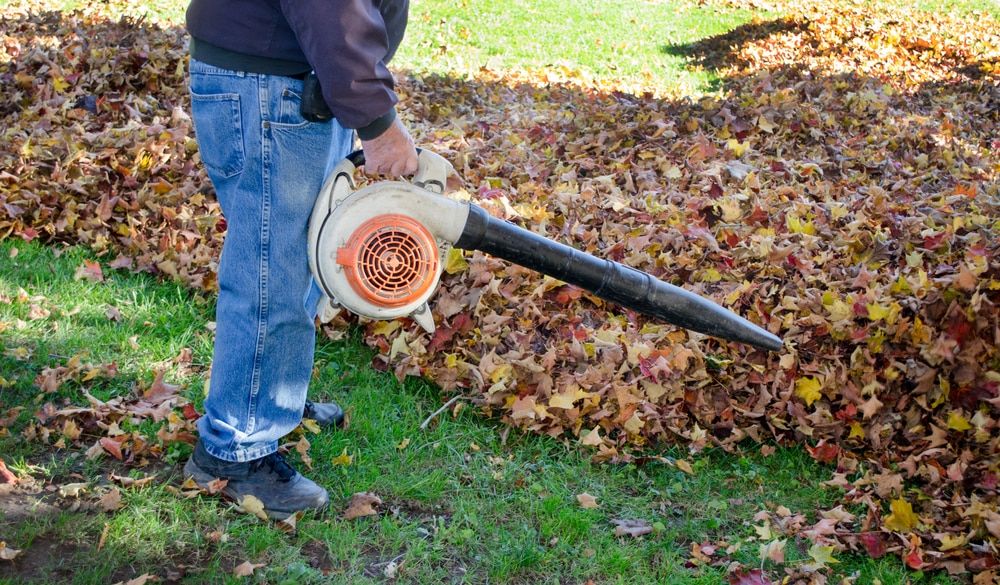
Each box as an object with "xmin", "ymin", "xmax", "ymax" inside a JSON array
[{"xmin": 454, "ymin": 205, "xmax": 783, "ymax": 352}]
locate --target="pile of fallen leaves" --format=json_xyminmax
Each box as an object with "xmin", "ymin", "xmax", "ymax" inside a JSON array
[{"xmin": 1, "ymin": 0, "xmax": 998, "ymax": 580}]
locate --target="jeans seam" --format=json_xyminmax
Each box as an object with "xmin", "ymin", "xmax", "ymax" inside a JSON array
[{"xmin": 244, "ymin": 75, "xmax": 273, "ymax": 437}]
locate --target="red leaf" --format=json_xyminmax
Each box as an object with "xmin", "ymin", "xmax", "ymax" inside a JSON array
[
  {"xmin": 554, "ymin": 286, "xmax": 583, "ymax": 305},
  {"xmin": 904, "ymin": 546, "xmax": 925, "ymax": 570},
  {"xmin": 182, "ymin": 403, "xmax": 201, "ymax": 421},
  {"xmin": 728, "ymin": 568, "xmax": 772, "ymax": 585},
  {"xmin": 806, "ymin": 440, "xmax": 840, "ymax": 464},
  {"xmin": 859, "ymin": 532, "xmax": 887, "ymax": 558},
  {"xmin": 100, "ymin": 437, "xmax": 124, "ymax": 460}
]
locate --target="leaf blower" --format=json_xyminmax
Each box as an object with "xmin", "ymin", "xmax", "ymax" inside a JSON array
[{"xmin": 308, "ymin": 149, "xmax": 783, "ymax": 352}]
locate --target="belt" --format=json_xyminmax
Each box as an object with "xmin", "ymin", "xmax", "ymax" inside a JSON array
[{"xmin": 286, "ymin": 71, "xmax": 309, "ymax": 81}]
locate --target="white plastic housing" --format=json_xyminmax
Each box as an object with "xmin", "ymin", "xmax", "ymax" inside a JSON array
[{"xmin": 308, "ymin": 150, "xmax": 470, "ymax": 332}]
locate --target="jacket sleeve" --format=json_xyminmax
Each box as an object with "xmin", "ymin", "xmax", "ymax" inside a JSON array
[{"xmin": 278, "ymin": 0, "xmax": 406, "ymax": 134}]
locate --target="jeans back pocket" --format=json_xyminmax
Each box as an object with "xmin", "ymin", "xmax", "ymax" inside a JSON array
[{"xmin": 190, "ymin": 91, "xmax": 245, "ymax": 179}]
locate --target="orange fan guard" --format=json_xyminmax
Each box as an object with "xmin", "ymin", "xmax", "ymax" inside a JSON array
[{"xmin": 335, "ymin": 215, "xmax": 440, "ymax": 308}]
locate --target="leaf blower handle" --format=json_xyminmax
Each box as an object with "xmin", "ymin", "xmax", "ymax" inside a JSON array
[{"xmin": 340, "ymin": 148, "xmax": 449, "ymax": 194}]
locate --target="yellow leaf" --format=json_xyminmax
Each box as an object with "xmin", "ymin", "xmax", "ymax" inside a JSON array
[
  {"xmin": 787, "ymin": 215, "xmax": 817, "ymax": 235},
  {"xmin": 444, "ymin": 247, "xmax": 469, "ymax": 275},
  {"xmin": 237, "ymin": 494, "xmax": 268, "ymax": 521},
  {"xmin": 371, "ymin": 320, "xmax": 401, "ymax": 337},
  {"xmin": 884, "ymin": 498, "xmax": 919, "ymax": 532},
  {"xmin": 939, "ymin": 534, "xmax": 967, "ymax": 552},
  {"xmin": 947, "ymin": 411, "xmax": 972, "ymax": 432},
  {"xmin": 623, "ymin": 412, "xmax": 644, "ymax": 435},
  {"xmin": 726, "ymin": 138, "xmax": 749, "ymax": 156},
  {"xmin": 300, "ymin": 418, "xmax": 321, "ymax": 434},
  {"xmin": 867, "ymin": 302, "xmax": 891, "ymax": 322},
  {"xmin": 848, "ymin": 422, "xmax": 866, "ymax": 440},
  {"xmin": 396, "ymin": 438, "xmax": 410, "ymax": 450},
  {"xmin": 795, "ymin": 377, "xmax": 823, "ymax": 406},
  {"xmin": 757, "ymin": 115, "xmax": 777, "ymax": 133},
  {"xmin": 331, "ymin": 448, "xmax": 353, "ymax": 466},
  {"xmin": 675, "ymin": 459, "xmax": 694, "ymax": 474},
  {"xmin": 490, "ymin": 363, "xmax": 513, "ymax": 384},
  {"xmin": 807, "ymin": 543, "xmax": 839, "ymax": 566},
  {"xmin": 549, "ymin": 392, "xmax": 578, "ymax": 409},
  {"xmin": 52, "ymin": 76, "xmax": 69, "ymax": 93}
]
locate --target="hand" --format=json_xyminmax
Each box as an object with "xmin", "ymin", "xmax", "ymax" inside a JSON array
[{"xmin": 360, "ymin": 117, "xmax": 419, "ymax": 177}]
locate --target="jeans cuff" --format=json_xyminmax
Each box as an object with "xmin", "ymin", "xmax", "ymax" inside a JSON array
[{"xmin": 200, "ymin": 439, "xmax": 278, "ymax": 463}]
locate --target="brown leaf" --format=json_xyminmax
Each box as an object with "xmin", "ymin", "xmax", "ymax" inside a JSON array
[
  {"xmin": 232, "ymin": 561, "xmax": 265, "ymax": 578},
  {"xmin": 576, "ymin": 492, "xmax": 599, "ymax": 509},
  {"xmin": 99, "ymin": 487, "xmax": 123, "ymax": 512},
  {"xmin": 343, "ymin": 492, "xmax": 382, "ymax": 520},
  {"xmin": 0, "ymin": 459, "xmax": 17, "ymax": 484}
]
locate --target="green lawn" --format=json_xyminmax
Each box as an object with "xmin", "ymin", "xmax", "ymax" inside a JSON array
[{"xmin": 0, "ymin": 243, "xmax": 956, "ymax": 584}]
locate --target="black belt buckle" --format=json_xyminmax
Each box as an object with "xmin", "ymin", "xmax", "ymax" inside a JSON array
[{"xmin": 301, "ymin": 71, "xmax": 333, "ymax": 123}]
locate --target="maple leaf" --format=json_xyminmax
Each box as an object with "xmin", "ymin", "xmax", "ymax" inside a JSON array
[
  {"xmin": 794, "ymin": 376, "xmax": 823, "ymax": 406},
  {"xmin": 728, "ymin": 568, "xmax": 772, "ymax": 585},
  {"xmin": 331, "ymin": 448, "xmax": 353, "ymax": 466},
  {"xmin": 807, "ymin": 543, "xmax": 840, "ymax": 567},
  {"xmin": 99, "ymin": 487, "xmax": 123, "ymax": 512},
  {"xmin": 576, "ymin": 493, "xmax": 599, "ymax": 509},
  {"xmin": 759, "ymin": 539, "xmax": 786, "ymax": 564},
  {"xmin": 884, "ymin": 498, "xmax": 920, "ymax": 532},
  {"xmin": 859, "ymin": 532, "xmax": 887, "ymax": 558},
  {"xmin": 73, "ymin": 260, "xmax": 104, "ymax": 283}
]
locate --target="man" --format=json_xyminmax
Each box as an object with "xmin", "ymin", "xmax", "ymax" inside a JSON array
[{"xmin": 182, "ymin": 0, "xmax": 417, "ymax": 519}]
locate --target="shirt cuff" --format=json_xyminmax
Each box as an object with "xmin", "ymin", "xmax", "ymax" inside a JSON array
[{"xmin": 356, "ymin": 108, "xmax": 397, "ymax": 141}]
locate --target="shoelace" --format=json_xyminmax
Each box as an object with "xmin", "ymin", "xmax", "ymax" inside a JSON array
[{"xmin": 250, "ymin": 452, "xmax": 296, "ymax": 482}]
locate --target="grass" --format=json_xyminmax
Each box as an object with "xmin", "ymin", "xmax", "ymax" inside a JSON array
[
  {"xmin": 395, "ymin": 0, "xmax": 770, "ymax": 94},
  {"xmin": 0, "ymin": 242, "xmax": 958, "ymax": 584}
]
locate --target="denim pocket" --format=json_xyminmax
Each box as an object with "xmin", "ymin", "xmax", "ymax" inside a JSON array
[
  {"xmin": 276, "ymin": 87, "xmax": 306, "ymax": 127},
  {"xmin": 190, "ymin": 91, "xmax": 245, "ymax": 179}
]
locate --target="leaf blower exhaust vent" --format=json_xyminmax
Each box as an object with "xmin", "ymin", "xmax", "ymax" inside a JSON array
[{"xmin": 336, "ymin": 215, "xmax": 439, "ymax": 308}]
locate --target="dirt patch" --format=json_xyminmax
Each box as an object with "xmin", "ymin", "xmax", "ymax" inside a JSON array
[
  {"xmin": 0, "ymin": 532, "xmax": 86, "ymax": 583},
  {"xmin": 0, "ymin": 484, "xmax": 61, "ymax": 524},
  {"xmin": 302, "ymin": 539, "xmax": 336, "ymax": 576}
]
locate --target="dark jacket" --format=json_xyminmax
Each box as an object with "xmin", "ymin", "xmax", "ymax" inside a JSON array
[{"xmin": 186, "ymin": 0, "xmax": 408, "ymax": 135}]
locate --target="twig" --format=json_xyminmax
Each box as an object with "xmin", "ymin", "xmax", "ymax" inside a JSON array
[{"xmin": 419, "ymin": 395, "xmax": 464, "ymax": 430}]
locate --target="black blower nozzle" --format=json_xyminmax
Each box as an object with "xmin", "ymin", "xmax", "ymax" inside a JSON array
[{"xmin": 454, "ymin": 205, "xmax": 783, "ymax": 352}]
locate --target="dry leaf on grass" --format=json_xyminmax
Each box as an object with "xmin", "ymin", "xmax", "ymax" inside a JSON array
[
  {"xmin": 0, "ymin": 542, "xmax": 22, "ymax": 561},
  {"xmin": 99, "ymin": 487, "xmax": 123, "ymax": 512},
  {"xmin": 232, "ymin": 561, "xmax": 265, "ymax": 577},
  {"xmin": 343, "ymin": 492, "xmax": 382, "ymax": 520},
  {"xmin": 236, "ymin": 494, "xmax": 269, "ymax": 521},
  {"xmin": 612, "ymin": 519, "xmax": 653, "ymax": 538}
]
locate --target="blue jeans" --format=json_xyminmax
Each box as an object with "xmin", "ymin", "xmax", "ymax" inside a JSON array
[{"xmin": 188, "ymin": 59, "xmax": 355, "ymax": 462}]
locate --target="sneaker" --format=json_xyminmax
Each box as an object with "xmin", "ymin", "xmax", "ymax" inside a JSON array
[
  {"xmin": 303, "ymin": 400, "xmax": 345, "ymax": 428},
  {"xmin": 183, "ymin": 440, "xmax": 328, "ymax": 520}
]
